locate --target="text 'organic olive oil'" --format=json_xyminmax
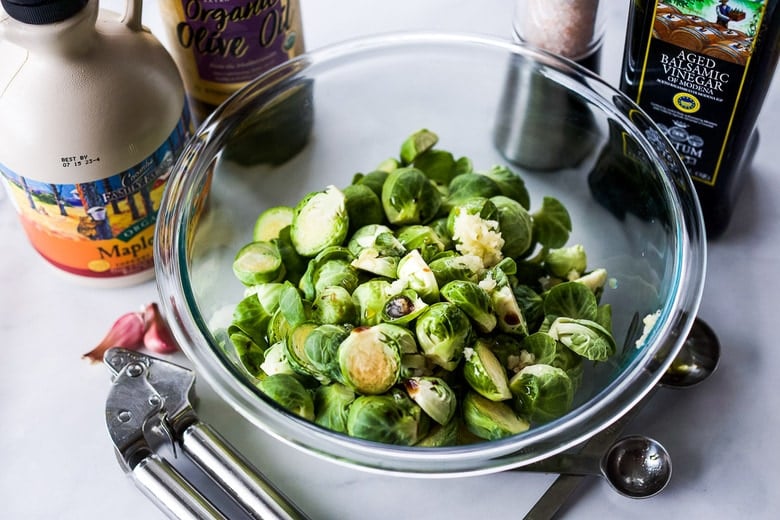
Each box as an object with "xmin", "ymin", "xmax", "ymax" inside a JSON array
[{"xmin": 620, "ymin": 0, "xmax": 779, "ymax": 238}]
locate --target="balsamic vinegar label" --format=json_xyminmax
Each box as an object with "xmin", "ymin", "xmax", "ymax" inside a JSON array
[{"xmin": 634, "ymin": 0, "xmax": 768, "ymax": 186}]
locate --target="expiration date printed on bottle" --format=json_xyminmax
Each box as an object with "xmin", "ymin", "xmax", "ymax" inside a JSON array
[
  {"xmin": 0, "ymin": 115, "xmax": 192, "ymax": 279},
  {"xmin": 636, "ymin": 0, "xmax": 769, "ymax": 185},
  {"xmin": 60, "ymin": 154, "xmax": 101, "ymax": 168}
]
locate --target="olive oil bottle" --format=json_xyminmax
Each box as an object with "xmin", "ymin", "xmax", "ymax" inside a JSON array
[{"xmin": 619, "ymin": 0, "xmax": 779, "ymax": 238}]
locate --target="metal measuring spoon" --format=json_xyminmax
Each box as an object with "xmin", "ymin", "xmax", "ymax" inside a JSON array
[
  {"xmin": 521, "ymin": 434, "xmax": 672, "ymax": 499},
  {"xmin": 521, "ymin": 317, "xmax": 720, "ymax": 519}
]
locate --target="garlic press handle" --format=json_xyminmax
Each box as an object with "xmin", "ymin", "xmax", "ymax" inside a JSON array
[
  {"xmin": 181, "ymin": 422, "xmax": 310, "ymax": 520},
  {"xmin": 133, "ymin": 453, "xmax": 227, "ymax": 520}
]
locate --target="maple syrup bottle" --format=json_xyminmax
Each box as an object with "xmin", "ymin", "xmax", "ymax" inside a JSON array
[{"xmin": 619, "ymin": 0, "xmax": 779, "ymax": 238}]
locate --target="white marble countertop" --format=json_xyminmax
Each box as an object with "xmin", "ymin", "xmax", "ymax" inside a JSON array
[{"xmin": 2, "ymin": 1, "xmax": 779, "ymax": 518}]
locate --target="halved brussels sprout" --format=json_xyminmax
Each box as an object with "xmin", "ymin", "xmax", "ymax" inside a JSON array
[
  {"xmin": 342, "ymin": 183, "xmax": 384, "ymax": 234},
  {"xmin": 397, "ymin": 249, "xmax": 439, "ymax": 303},
  {"xmin": 346, "ymin": 392, "xmax": 428, "ymax": 445},
  {"xmin": 381, "ymin": 289, "xmax": 429, "ymax": 325},
  {"xmin": 462, "ymin": 391, "xmax": 530, "ymax": 440},
  {"xmin": 314, "ymin": 383, "xmax": 356, "ymax": 433},
  {"xmin": 232, "ymin": 241, "xmax": 286, "ymax": 286},
  {"xmin": 352, "ymin": 279, "xmax": 393, "ymax": 326},
  {"xmin": 285, "ymin": 321, "xmax": 319, "ymax": 376},
  {"xmin": 509, "ymin": 364, "xmax": 574, "ymax": 423},
  {"xmin": 350, "ymin": 229, "xmax": 406, "ymax": 279},
  {"xmin": 291, "ymin": 185, "xmax": 349, "ymax": 257},
  {"xmin": 463, "ymin": 338, "xmax": 512, "ymax": 401},
  {"xmin": 441, "ymin": 280, "xmax": 497, "ymax": 333},
  {"xmin": 304, "ymin": 323, "xmax": 351, "ymax": 384},
  {"xmin": 490, "ymin": 195, "xmax": 533, "ymax": 259},
  {"xmin": 547, "ymin": 317, "xmax": 616, "ymax": 362},
  {"xmin": 253, "ymin": 205, "xmax": 294, "ymax": 242},
  {"xmin": 545, "ymin": 244, "xmax": 587, "ymax": 279},
  {"xmin": 311, "ymin": 286, "xmax": 357, "ymax": 325},
  {"xmin": 346, "ymin": 224, "xmax": 394, "ymax": 257},
  {"xmin": 400, "ymin": 128, "xmax": 438, "ymax": 164},
  {"xmin": 338, "ymin": 323, "xmax": 410, "ymax": 394},
  {"xmin": 414, "ymin": 302, "xmax": 472, "ymax": 371},
  {"xmin": 260, "ymin": 341, "xmax": 295, "ymax": 376},
  {"xmin": 482, "ymin": 165, "xmax": 530, "ymax": 209},
  {"xmin": 381, "ymin": 167, "xmax": 442, "ymax": 225},
  {"xmin": 428, "ymin": 253, "xmax": 483, "ymax": 286},
  {"xmin": 257, "ymin": 373, "xmax": 315, "ymax": 421},
  {"xmin": 404, "ymin": 376, "xmax": 457, "ymax": 425}
]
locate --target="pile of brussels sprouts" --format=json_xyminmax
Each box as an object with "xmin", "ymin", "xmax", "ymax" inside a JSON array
[{"xmin": 226, "ymin": 129, "xmax": 617, "ymax": 446}]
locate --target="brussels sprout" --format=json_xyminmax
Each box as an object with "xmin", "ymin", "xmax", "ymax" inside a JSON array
[
  {"xmin": 304, "ymin": 323, "xmax": 351, "ymax": 383},
  {"xmin": 532, "ymin": 196, "xmax": 572, "ymax": 249},
  {"xmin": 350, "ymin": 229, "xmax": 406, "ymax": 279},
  {"xmin": 232, "ymin": 241, "xmax": 286, "ymax": 286},
  {"xmin": 543, "ymin": 281, "xmax": 599, "ymax": 321},
  {"xmin": 314, "ymin": 383, "xmax": 356, "ymax": 433},
  {"xmin": 381, "ymin": 289, "xmax": 429, "ymax": 325},
  {"xmin": 347, "ymin": 393, "xmax": 428, "ymax": 445},
  {"xmin": 521, "ymin": 332, "xmax": 558, "ymax": 366},
  {"xmin": 481, "ymin": 265, "xmax": 528, "ymax": 337},
  {"xmin": 260, "ymin": 341, "xmax": 295, "ymax": 376},
  {"xmin": 229, "ymin": 292, "xmax": 272, "ymax": 348},
  {"xmin": 462, "ymin": 391, "xmax": 530, "ymax": 440},
  {"xmin": 441, "ymin": 280, "xmax": 497, "ymax": 334},
  {"xmin": 253, "ymin": 205, "xmax": 294, "ymax": 242},
  {"xmin": 396, "ymin": 249, "xmax": 439, "ymax": 303},
  {"xmin": 547, "ymin": 317, "xmax": 616, "ymax": 362},
  {"xmin": 257, "ymin": 373, "xmax": 315, "ymax": 421},
  {"xmin": 245, "ymin": 282, "xmax": 284, "ymax": 315},
  {"xmin": 463, "ymin": 338, "xmax": 512, "ymax": 401},
  {"xmin": 415, "ymin": 302, "xmax": 472, "ymax": 371},
  {"xmin": 381, "ymin": 167, "xmax": 442, "ymax": 225},
  {"xmin": 512, "ymin": 284, "xmax": 545, "ymax": 332},
  {"xmin": 352, "ymin": 169, "xmax": 389, "ymax": 197},
  {"xmin": 444, "ymin": 173, "xmax": 501, "ymax": 211},
  {"xmin": 338, "ymin": 323, "xmax": 410, "ymax": 394},
  {"xmin": 278, "ymin": 282, "xmax": 309, "ymax": 328},
  {"xmin": 352, "ymin": 279, "xmax": 393, "ymax": 326},
  {"xmin": 267, "ymin": 308, "xmax": 290, "ymax": 346},
  {"xmin": 415, "ymin": 416, "xmax": 460, "ymax": 447},
  {"xmin": 342, "ymin": 183, "xmax": 385, "ymax": 234},
  {"xmin": 285, "ymin": 321, "xmax": 319, "ymax": 376},
  {"xmin": 490, "ymin": 195, "xmax": 533, "ymax": 259},
  {"xmin": 311, "ymin": 286, "xmax": 357, "ymax": 325},
  {"xmin": 400, "ymin": 128, "xmax": 438, "ymax": 164},
  {"xmin": 404, "ymin": 376, "xmax": 457, "ymax": 425},
  {"xmin": 482, "ymin": 165, "xmax": 531, "ymax": 209},
  {"xmin": 447, "ymin": 198, "xmax": 504, "ymax": 268},
  {"xmin": 346, "ymin": 224, "xmax": 394, "ymax": 257},
  {"xmin": 552, "ymin": 342, "xmax": 584, "ymax": 389},
  {"xmin": 413, "ymin": 149, "xmax": 458, "ymax": 185},
  {"xmin": 273, "ymin": 226, "xmax": 308, "ymax": 285},
  {"xmin": 228, "ymin": 330, "xmax": 265, "ymax": 377},
  {"xmin": 397, "ymin": 225, "xmax": 447, "ymax": 263},
  {"xmin": 574, "ymin": 268, "xmax": 609, "ymax": 296},
  {"xmin": 312, "ymin": 259, "xmax": 360, "ymax": 297},
  {"xmin": 545, "ymin": 244, "xmax": 587, "ymax": 279},
  {"xmin": 291, "ymin": 185, "xmax": 349, "ymax": 257},
  {"xmin": 509, "ymin": 364, "xmax": 574, "ymax": 423},
  {"xmin": 429, "ymin": 254, "xmax": 484, "ymax": 286}
]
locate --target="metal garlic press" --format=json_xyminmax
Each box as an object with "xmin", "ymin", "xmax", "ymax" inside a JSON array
[{"xmin": 103, "ymin": 348, "xmax": 310, "ymax": 520}]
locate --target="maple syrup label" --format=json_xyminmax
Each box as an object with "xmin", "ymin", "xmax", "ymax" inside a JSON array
[
  {"xmin": 633, "ymin": 0, "xmax": 768, "ymax": 185},
  {"xmin": 0, "ymin": 107, "xmax": 192, "ymax": 280}
]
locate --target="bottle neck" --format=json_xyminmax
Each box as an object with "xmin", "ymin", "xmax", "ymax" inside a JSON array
[{"xmin": 1, "ymin": 0, "xmax": 98, "ymax": 58}]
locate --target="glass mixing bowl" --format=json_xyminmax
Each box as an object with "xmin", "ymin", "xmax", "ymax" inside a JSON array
[{"xmin": 155, "ymin": 33, "xmax": 705, "ymax": 476}]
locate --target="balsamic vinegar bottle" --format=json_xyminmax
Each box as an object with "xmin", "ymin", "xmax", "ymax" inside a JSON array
[{"xmin": 619, "ymin": 0, "xmax": 779, "ymax": 239}]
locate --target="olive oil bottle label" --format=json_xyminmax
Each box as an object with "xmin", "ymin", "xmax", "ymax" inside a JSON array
[
  {"xmin": 159, "ymin": 0, "xmax": 305, "ymax": 112},
  {"xmin": 632, "ymin": 0, "xmax": 768, "ymax": 186},
  {"xmin": 0, "ymin": 107, "xmax": 192, "ymax": 280}
]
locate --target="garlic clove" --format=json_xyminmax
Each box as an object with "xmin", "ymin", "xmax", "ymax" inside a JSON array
[
  {"xmin": 143, "ymin": 302, "xmax": 179, "ymax": 354},
  {"xmin": 82, "ymin": 310, "xmax": 146, "ymax": 363}
]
